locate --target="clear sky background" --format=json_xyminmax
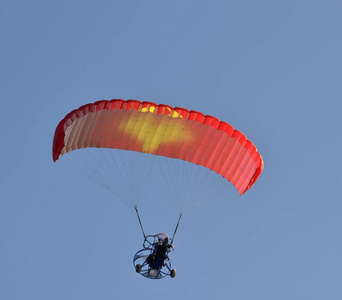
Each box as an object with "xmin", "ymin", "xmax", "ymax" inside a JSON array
[{"xmin": 2, "ymin": 1, "xmax": 342, "ymax": 299}]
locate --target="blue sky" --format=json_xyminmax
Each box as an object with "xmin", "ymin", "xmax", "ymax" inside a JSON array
[{"xmin": 2, "ymin": 1, "xmax": 342, "ymax": 299}]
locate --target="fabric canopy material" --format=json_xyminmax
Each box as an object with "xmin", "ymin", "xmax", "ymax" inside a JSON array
[{"xmin": 53, "ymin": 99, "xmax": 263, "ymax": 195}]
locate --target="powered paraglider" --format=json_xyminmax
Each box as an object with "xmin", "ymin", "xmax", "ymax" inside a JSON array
[{"xmin": 52, "ymin": 99, "xmax": 264, "ymax": 279}]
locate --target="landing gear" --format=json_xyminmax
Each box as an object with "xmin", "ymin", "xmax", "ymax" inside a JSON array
[
  {"xmin": 170, "ymin": 269, "xmax": 176, "ymax": 278},
  {"xmin": 135, "ymin": 264, "xmax": 142, "ymax": 273}
]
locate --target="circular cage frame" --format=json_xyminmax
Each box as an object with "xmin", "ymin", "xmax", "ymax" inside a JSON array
[{"xmin": 133, "ymin": 234, "xmax": 174, "ymax": 279}]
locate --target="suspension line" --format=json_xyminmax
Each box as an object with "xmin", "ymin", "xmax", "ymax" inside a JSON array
[
  {"xmin": 171, "ymin": 213, "xmax": 183, "ymax": 244},
  {"xmin": 134, "ymin": 205, "xmax": 146, "ymax": 239}
]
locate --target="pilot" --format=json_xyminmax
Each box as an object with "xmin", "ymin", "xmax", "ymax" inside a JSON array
[{"xmin": 146, "ymin": 235, "xmax": 173, "ymax": 269}]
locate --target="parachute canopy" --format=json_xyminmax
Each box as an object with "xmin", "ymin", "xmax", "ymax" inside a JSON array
[{"xmin": 53, "ymin": 99, "xmax": 263, "ymax": 195}]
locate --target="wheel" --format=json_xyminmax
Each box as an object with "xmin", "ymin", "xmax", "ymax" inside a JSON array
[
  {"xmin": 135, "ymin": 264, "xmax": 142, "ymax": 273},
  {"xmin": 170, "ymin": 269, "xmax": 176, "ymax": 278}
]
